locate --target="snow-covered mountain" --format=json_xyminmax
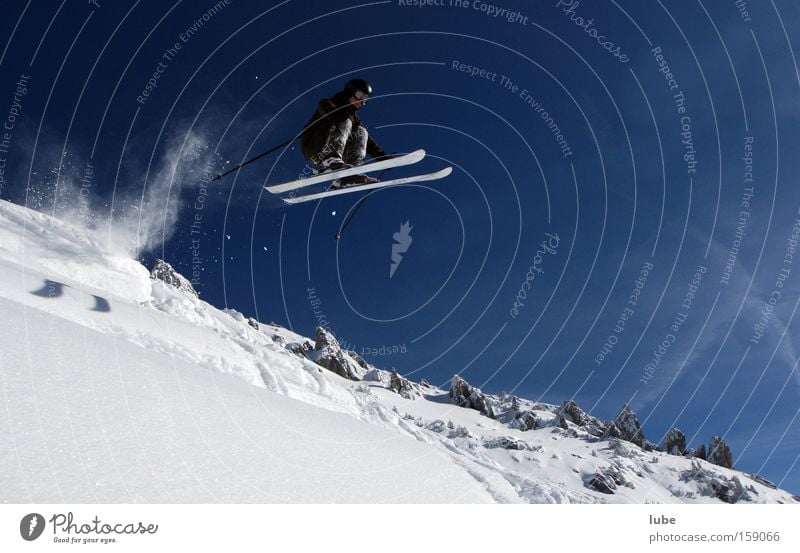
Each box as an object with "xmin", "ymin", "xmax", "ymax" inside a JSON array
[{"xmin": 0, "ymin": 198, "xmax": 796, "ymax": 504}]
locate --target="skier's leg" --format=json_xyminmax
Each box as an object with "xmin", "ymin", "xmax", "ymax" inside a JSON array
[
  {"xmin": 316, "ymin": 118, "xmax": 353, "ymax": 169},
  {"xmin": 333, "ymin": 126, "xmax": 376, "ymax": 188},
  {"xmin": 343, "ymin": 125, "xmax": 369, "ymax": 166}
]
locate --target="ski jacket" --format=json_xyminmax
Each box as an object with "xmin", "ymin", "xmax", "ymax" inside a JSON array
[{"xmin": 300, "ymin": 91, "xmax": 386, "ymax": 162}]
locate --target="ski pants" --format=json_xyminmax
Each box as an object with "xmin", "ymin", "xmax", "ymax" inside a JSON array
[{"xmin": 314, "ymin": 118, "xmax": 369, "ymax": 166}]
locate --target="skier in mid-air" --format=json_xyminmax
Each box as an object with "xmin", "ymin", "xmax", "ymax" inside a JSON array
[
  {"xmin": 300, "ymin": 78, "xmax": 391, "ymax": 188},
  {"xmin": 212, "ymin": 78, "xmax": 448, "ymax": 205}
]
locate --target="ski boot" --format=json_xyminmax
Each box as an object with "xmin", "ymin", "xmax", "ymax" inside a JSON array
[
  {"xmin": 315, "ymin": 157, "xmax": 352, "ymax": 175},
  {"xmin": 331, "ymin": 174, "xmax": 379, "ymax": 190}
]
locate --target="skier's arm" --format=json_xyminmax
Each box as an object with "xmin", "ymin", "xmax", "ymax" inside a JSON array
[{"xmin": 317, "ymin": 99, "xmax": 349, "ymax": 123}]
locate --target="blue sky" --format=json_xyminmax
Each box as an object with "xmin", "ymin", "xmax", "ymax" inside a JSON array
[{"xmin": 2, "ymin": 0, "xmax": 800, "ymax": 493}]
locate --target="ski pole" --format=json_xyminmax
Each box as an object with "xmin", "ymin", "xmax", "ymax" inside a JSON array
[
  {"xmin": 212, "ymin": 137, "xmax": 296, "ymax": 181},
  {"xmin": 335, "ymin": 168, "xmax": 390, "ymax": 240}
]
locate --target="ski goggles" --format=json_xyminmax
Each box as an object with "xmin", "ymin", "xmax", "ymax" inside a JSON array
[{"xmin": 353, "ymin": 89, "xmax": 370, "ymax": 101}]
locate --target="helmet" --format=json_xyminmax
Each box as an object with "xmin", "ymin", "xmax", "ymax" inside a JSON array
[{"xmin": 344, "ymin": 78, "xmax": 372, "ymax": 100}]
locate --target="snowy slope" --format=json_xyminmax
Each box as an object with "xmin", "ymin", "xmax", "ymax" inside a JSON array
[
  {"xmin": 0, "ymin": 199, "xmax": 796, "ymax": 503},
  {"xmin": 0, "ymin": 200, "xmax": 490, "ymax": 503}
]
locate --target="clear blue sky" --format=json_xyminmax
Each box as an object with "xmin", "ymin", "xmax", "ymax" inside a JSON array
[{"xmin": 2, "ymin": 0, "xmax": 800, "ymax": 493}]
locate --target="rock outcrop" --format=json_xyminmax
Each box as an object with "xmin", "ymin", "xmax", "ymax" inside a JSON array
[
  {"xmin": 389, "ymin": 370, "xmax": 421, "ymax": 400},
  {"xmin": 305, "ymin": 327, "xmax": 367, "ymax": 380},
  {"xmin": 663, "ymin": 428, "xmax": 686, "ymax": 456},
  {"xmin": 693, "ymin": 444, "xmax": 707, "ymax": 460},
  {"xmin": 514, "ymin": 410, "xmax": 539, "ymax": 431},
  {"xmin": 606, "ymin": 404, "xmax": 645, "ymax": 447},
  {"xmin": 557, "ymin": 399, "xmax": 587, "ymax": 427},
  {"xmin": 553, "ymin": 400, "xmax": 608, "ymax": 437},
  {"xmin": 484, "ymin": 436, "xmax": 532, "ymax": 450},
  {"xmin": 151, "ymin": 259, "xmax": 198, "ymax": 297},
  {"xmin": 707, "ymin": 436, "xmax": 733, "ymax": 469},
  {"xmin": 682, "ymin": 461, "xmax": 750, "ymax": 503},
  {"xmin": 346, "ymin": 350, "xmax": 371, "ymax": 372},
  {"xmin": 449, "ymin": 375, "xmax": 496, "ymax": 418},
  {"xmin": 587, "ymin": 464, "xmax": 627, "ymax": 495}
]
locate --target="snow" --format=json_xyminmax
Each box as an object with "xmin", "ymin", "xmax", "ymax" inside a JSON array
[{"xmin": 0, "ymin": 199, "xmax": 796, "ymax": 503}]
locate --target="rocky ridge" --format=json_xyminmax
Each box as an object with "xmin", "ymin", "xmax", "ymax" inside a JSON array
[{"xmin": 153, "ymin": 260, "xmax": 798, "ymax": 504}]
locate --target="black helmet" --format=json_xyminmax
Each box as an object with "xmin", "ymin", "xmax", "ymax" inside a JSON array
[{"xmin": 344, "ymin": 78, "xmax": 372, "ymax": 100}]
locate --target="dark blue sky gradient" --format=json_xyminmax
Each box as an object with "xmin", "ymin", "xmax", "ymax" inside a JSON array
[{"xmin": 2, "ymin": 0, "xmax": 800, "ymax": 493}]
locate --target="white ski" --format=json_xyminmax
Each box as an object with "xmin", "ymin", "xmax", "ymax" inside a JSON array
[
  {"xmin": 283, "ymin": 167, "xmax": 453, "ymax": 204},
  {"xmin": 265, "ymin": 149, "xmax": 426, "ymax": 193}
]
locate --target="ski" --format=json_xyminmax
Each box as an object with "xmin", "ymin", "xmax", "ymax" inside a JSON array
[
  {"xmin": 283, "ymin": 167, "xmax": 453, "ymax": 204},
  {"xmin": 265, "ymin": 149, "xmax": 426, "ymax": 194}
]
